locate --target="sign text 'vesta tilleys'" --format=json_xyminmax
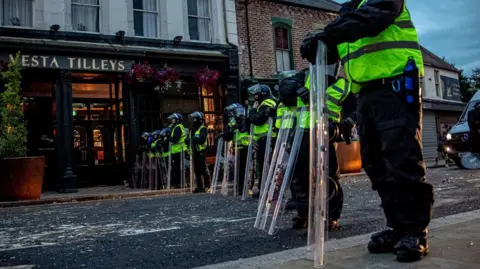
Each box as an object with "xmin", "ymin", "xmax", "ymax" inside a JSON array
[{"xmin": 7, "ymin": 54, "xmax": 132, "ymax": 72}]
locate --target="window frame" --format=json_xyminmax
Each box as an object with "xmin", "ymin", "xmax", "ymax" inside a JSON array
[
  {"xmin": 132, "ymin": 0, "xmax": 160, "ymax": 38},
  {"xmin": 186, "ymin": 0, "xmax": 213, "ymax": 43},
  {"xmin": 273, "ymin": 22, "xmax": 294, "ymax": 73},
  {"xmin": 0, "ymin": 0, "xmax": 35, "ymax": 29},
  {"xmin": 71, "ymin": 0, "xmax": 101, "ymax": 34},
  {"xmin": 434, "ymin": 69, "xmax": 441, "ymax": 97}
]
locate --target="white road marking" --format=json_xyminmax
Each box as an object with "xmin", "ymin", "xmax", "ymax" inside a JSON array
[
  {"xmin": 467, "ymin": 178, "xmax": 480, "ymax": 183},
  {"xmin": 119, "ymin": 227, "xmax": 180, "ymax": 236},
  {"xmin": 0, "ymin": 243, "xmax": 57, "ymax": 252},
  {"xmin": 226, "ymin": 217, "xmax": 257, "ymax": 223}
]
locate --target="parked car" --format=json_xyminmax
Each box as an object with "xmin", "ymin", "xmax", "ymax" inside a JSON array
[{"xmin": 445, "ymin": 90, "xmax": 480, "ymax": 168}]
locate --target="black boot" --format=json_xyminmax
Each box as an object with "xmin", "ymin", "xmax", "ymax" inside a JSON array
[
  {"xmin": 292, "ymin": 216, "xmax": 308, "ymax": 229},
  {"xmin": 394, "ymin": 230, "xmax": 429, "ymax": 262},
  {"xmin": 368, "ymin": 229, "xmax": 404, "ymax": 254},
  {"xmin": 285, "ymin": 198, "xmax": 296, "ymax": 210}
]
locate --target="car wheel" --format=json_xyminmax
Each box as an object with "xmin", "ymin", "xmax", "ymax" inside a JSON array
[{"xmin": 453, "ymin": 157, "xmax": 466, "ymax": 169}]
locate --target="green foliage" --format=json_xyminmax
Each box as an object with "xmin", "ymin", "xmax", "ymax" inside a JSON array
[
  {"xmin": 0, "ymin": 52, "xmax": 27, "ymax": 158},
  {"xmin": 459, "ymin": 70, "xmax": 475, "ymax": 103}
]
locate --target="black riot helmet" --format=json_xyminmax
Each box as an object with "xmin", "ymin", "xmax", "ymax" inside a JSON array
[
  {"xmin": 141, "ymin": 132, "xmax": 151, "ymax": 141},
  {"xmin": 151, "ymin": 130, "xmax": 162, "ymax": 140},
  {"xmin": 225, "ymin": 103, "xmax": 246, "ymax": 118},
  {"xmin": 248, "ymin": 84, "xmax": 271, "ymax": 101},
  {"xmin": 188, "ymin": 111, "xmax": 205, "ymax": 128},
  {"xmin": 278, "ymin": 72, "xmax": 306, "ymax": 106},
  {"xmin": 167, "ymin": 113, "xmax": 183, "ymax": 125},
  {"xmin": 159, "ymin": 127, "xmax": 171, "ymax": 138}
]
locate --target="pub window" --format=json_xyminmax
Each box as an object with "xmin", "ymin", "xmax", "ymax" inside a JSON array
[
  {"xmin": 72, "ymin": 0, "xmax": 100, "ymax": 32},
  {"xmin": 187, "ymin": 0, "xmax": 211, "ymax": 41},
  {"xmin": 1, "ymin": 0, "xmax": 34, "ymax": 27},
  {"xmin": 133, "ymin": 0, "xmax": 159, "ymax": 38},
  {"xmin": 274, "ymin": 25, "xmax": 292, "ymax": 72}
]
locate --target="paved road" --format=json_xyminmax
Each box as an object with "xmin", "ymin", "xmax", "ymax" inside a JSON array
[{"xmin": 1, "ymin": 167, "xmax": 479, "ymax": 269}]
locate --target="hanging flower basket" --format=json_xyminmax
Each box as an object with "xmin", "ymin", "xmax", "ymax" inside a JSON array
[
  {"xmin": 126, "ymin": 62, "xmax": 180, "ymax": 93},
  {"xmin": 193, "ymin": 67, "xmax": 220, "ymax": 92}
]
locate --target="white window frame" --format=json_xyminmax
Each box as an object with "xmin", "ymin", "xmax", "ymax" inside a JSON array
[
  {"xmin": 132, "ymin": 0, "xmax": 160, "ymax": 38},
  {"xmin": 434, "ymin": 69, "xmax": 441, "ymax": 98},
  {"xmin": 274, "ymin": 25, "xmax": 292, "ymax": 72},
  {"xmin": 71, "ymin": 0, "xmax": 101, "ymax": 34},
  {"xmin": 185, "ymin": 0, "xmax": 212, "ymax": 43},
  {"xmin": 0, "ymin": 0, "xmax": 35, "ymax": 29}
]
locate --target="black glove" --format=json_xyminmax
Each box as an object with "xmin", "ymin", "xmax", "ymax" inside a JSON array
[
  {"xmin": 296, "ymin": 86, "xmax": 309, "ymax": 105},
  {"xmin": 340, "ymin": 117, "xmax": 355, "ymax": 145},
  {"xmin": 300, "ymin": 32, "xmax": 328, "ymax": 64},
  {"xmin": 265, "ymin": 107, "xmax": 276, "ymax": 118}
]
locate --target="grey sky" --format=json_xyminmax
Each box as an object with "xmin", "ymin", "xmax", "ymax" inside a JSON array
[{"xmin": 334, "ymin": 0, "xmax": 480, "ymax": 74}]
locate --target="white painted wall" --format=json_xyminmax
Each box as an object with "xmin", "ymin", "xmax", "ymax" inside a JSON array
[
  {"xmin": 0, "ymin": 0, "xmax": 237, "ymax": 46},
  {"xmin": 422, "ymin": 65, "xmax": 460, "ymax": 101}
]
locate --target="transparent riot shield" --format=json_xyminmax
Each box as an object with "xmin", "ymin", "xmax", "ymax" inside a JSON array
[
  {"xmin": 211, "ymin": 137, "xmax": 224, "ymax": 194},
  {"xmin": 140, "ymin": 152, "xmax": 147, "ymax": 189},
  {"xmin": 233, "ymin": 132, "xmax": 240, "ymax": 196},
  {"xmin": 259, "ymin": 118, "xmax": 274, "ymax": 197},
  {"xmin": 147, "ymin": 154, "xmax": 153, "ymax": 189},
  {"xmin": 461, "ymin": 152, "xmax": 480, "ymax": 169},
  {"xmin": 166, "ymin": 143, "xmax": 172, "ymax": 190},
  {"xmin": 190, "ymin": 137, "xmax": 195, "ymax": 193},
  {"xmin": 308, "ymin": 42, "xmax": 329, "ymax": 268},
  {"xmin": 159, "ymin": 149, "xmax": 168, "ymax": 189},
  {"xmin": 254, "ymin": 110, "xmax": 294, "ymax": 230},
  {"xmin": 152, "ymin": 157, "xmax": 158, "ymax": 190},
  {"xmin": 180, "ymin": 146, "xmax": 186, "ymax": 194},
  {"xmin": 221, "ymin": 141, "xmax": 232, "ymax": 196},
  {"xmin": 242, "ymin": 125, "xmax": 255, "ymax": 200}
]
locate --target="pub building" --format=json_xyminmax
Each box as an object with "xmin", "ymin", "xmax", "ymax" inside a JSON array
[{"xmin": 0, "ymin": 28, "xmax": 239, "ymax": 192}]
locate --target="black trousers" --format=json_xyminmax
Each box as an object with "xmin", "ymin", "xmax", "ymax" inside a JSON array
[
  {"xmin": 170, "ymin": 153, "xmax": 182, "ymax": 187},
  {"xmin": 357, "ymin": 83, "xmax": 434, "ymax": 232},
  {"xmin": 253, "ymin": 137, "xmax": 267, "ymax": 190},
  {"xmin": 193, "ymin": 150, "xmax": 210, "ymax": 189},
  {"xmin": 236, "ymin": 147, "xmax": 248, "ymax": 195},
  {"xmin": 294, "ymin": 134, "xmax": 344, "ymax": 221}
]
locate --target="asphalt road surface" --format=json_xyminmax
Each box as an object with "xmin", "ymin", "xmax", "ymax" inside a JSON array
[{"xmin": 1, "ymin": 167, "xmax": 479, "ymax": 269}]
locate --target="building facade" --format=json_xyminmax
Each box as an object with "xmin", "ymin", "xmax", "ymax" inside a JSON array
[
  {"xmin": 420, "ymin": 46, "xmax": 465, "ymax": 162},
  {"xmin": 235, "ymin": 0, "xmax": 339, "ymax": 99},
  {"xmin": 0, "ymin": 0, "xmax": 239, "ymax": 191}
]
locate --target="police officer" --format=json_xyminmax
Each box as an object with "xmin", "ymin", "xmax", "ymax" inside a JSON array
[
  {"xmin": 167, "ymin": 113, "xmax": 187, "ymax": 188},
  {"xmin": 187, "ymin": 112, "xmax": 211, "ymax": 193},
  {"xmin": 300, "ymin": 0, "xmax": 434, "ymax": 262},
  {"xmin": 248, "ymin": 84, "xmax": 277, "ymax": 197},
  {"xmin": 223, "ymin": 103, "xmax": 250, "ymax": 196},
  {"xmin": 289, "ymin": 67, "xmax": 357, "ymax": 230},
  {"xmin": 468, "ymin": 103, "xmax": 480, "ymax": 154},
  {"xmin": 276, "ymin": 74, "xmax": 303, "ymax": 210}
]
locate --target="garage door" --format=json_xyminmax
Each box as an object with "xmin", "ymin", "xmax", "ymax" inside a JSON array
[{"xmin": 422, "ymin": 111, "xmax": 438, "ymax": 162}]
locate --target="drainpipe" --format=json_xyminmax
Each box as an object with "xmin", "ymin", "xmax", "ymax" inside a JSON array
[
  {"xmin": 223, "ymin": 0, "xmax": 235, "ymax": 47},
  {"xmin": 244, "ymin": 0, "xmax": 253, "ymax": 78}
]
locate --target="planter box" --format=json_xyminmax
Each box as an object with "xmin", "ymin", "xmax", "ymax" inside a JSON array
[
  {"xmin": 337, "ymin": 141, "xmax": 362, "ymax": 174},
  {"xmin": 0, "ymin": 156, "xmax": 46, "ymax": 201}
]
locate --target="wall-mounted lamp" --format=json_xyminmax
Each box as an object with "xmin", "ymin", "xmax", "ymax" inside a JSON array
[
  {"xmin": 173, "ymin": 36, "xmax": 183, "ymax": 45},
  {"xmin": 50, "ymin": 24, "xmax": 60, "ymax": 32},
  {"xmin": 49, "ymin": 24, "xmax": 61, "ymax": 40},
  {"xmin": 116, "ymin": 30, "xmax": 126, "ymax": 45}
]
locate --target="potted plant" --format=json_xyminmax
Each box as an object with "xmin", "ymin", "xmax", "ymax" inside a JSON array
[{"xmin": 0, "ymin": 52, "xmax": 46, "ymax": 201}]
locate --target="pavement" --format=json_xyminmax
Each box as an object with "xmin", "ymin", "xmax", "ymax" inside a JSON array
[
  {"xmin": 0, "ymin": 167, "xmax": 479, "ymax": 269},
  {"xmin": 196, "ymin": 209, "xmax": 480, "ymax": 269},
  {"xmin": 0, "ymin": 173, "xmax": 365, "ymax": 208}
]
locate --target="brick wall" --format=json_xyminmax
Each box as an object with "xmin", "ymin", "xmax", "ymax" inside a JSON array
[{"xmin": 236, "ymin": 0, "xmax": 338, "ymax": 80}]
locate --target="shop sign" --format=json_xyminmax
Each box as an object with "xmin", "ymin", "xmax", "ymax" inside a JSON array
[{"xmin": 0, "ymin": 54, "xmax": 133, "ymax": 72}]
